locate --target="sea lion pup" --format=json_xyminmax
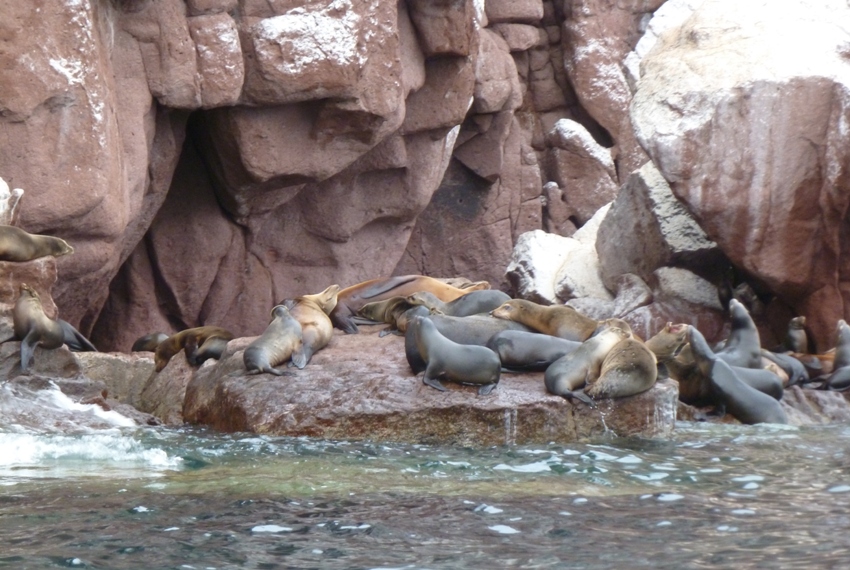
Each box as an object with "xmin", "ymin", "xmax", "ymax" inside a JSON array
[
  {"xmin": 490, "ymin": 299, "xmax": 598, "ymax": 342},
  {"xmin": 543, "ymin": 326, "xmax": 631, "ymax": 407},
  {"xmin": 583, "ymin": 337, "xmax": 658, "ymax": 402},
  {"xmin": 688, "ymin": 326, "xmax": 787, "ymax": 424},
  {"xmin": 404, "ymin": 314, "xmax": 533, "ymax": 374},
  {"xmin": 716, "ymin": 299, "xmax": 762, "ymax": 368},
  {"xmin": 244, "ymin": 305, "xmax": 303, "ymax": 376},
  {"xmin": 486, "ymin": 330, "xmax": 580, "ymax": 371},
  {"xmin": 12, "ymin": 283, "xmax": 65, "ymax": 372},
  {"xmin": 154, "ymin": 326, "xmax": 235, "ymax": 372},
  {"xmin": 284, "ymin": 284, "xmax": 340, "ymax": 369},
  {"xmin": 0, "ymin": 225, "xmax": 74, "ymax": 262},
  {"xmin": 329, "ymin": 275, "xmax": 489, "ymax": 334},
  {"xmin": 409, "ymin": 316, "xmax": 501, "ymax": 395},
  {"xmin": 132, "ymin": 332, "xmax": 169, "ymax": 352},
  {"xmin": 406, "ymin": 290, "xmax": 511, "ymax": 317}
]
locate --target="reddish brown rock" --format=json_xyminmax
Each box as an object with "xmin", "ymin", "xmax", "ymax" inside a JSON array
[
  {"xmin": 187, "ymin": 13, "xmax": 244, "ymax": 108},
  {"xmin": 631, "ymin": 0, "xmax": 850, "ymax": 351},
  {"xmin": 402, "ymin": 56, "xmax": 477, "ymax": 134},
  {"xmin": 183, "ymin": 327, "xmax": 678, "ymax": 443},
  {"xmin": 486, "ymin": 0, "xmax": 544, "ymax": 24},
  {"xmin": 137, "ymin": 348, "xmax": 195, "ymax": 426},
  {"xmin": 490, "ymin": 23, "xmax": 547, "ymax": 52},
  {"xmin": 407, "ymin": 0, "xmax": 477, "ymax": 57},
  {"xmin": 471, "ymin": 30, "xmax": 523, "ymax": 114},
  {"xmin": 186, "ymin": 0, "xmax": 237, "ymax": 16}
]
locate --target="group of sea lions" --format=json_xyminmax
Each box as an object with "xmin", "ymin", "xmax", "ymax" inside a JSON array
[{"xmin": 5, "ymin": 225, "xmax": 850, "ymax": 427}]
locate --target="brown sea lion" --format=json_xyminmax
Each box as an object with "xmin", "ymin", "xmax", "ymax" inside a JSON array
[
  {"xmin": 490, "ymin": 299, "xmax": 598, "ymax": 342},
  {"xmin": 154, "ymin": 326, "xmax": 235, "ymax": 372},
  {"xmin": 131, "ymin": 332, "xmax": 169, "ymax": 353},
  {"xmin": 583, "ymin": 337, "xmax": 658, "ymax": 402},
  {"xmin": 329, "ymin": 275, "xmax": 489, "ymax": 334},
  {"xmin": 244, "ymin": 305, "xmax": 302, "ymax": 376},
  {"xmin": 644, "ymin": 323, "xmax": 688, "ymax": 362},
  {"xmin": 409, "ymin": 316, "xmax": 501, "ymax": 395},
  {"xmin": 0, "ymin": 225, "xmax": 74, "ymax": 262},
  {"xmin": 823, "ymin": 320, "xmax": 850, "ymax": 390},
  {"xmin": 784, "ymin": 316, "xmax": 808, "ymax": 353},
  {"xmin": 406, "ymin": 290, "xmax": 512, "ymax": 317},
  {"xmin": 543, "ymin": 327, "xmax": 631, "ymax": 406},
  {"xmin": 285, "ymin": 284, "xmax": 340, "ymax": 368},
  {"xmin": 357, "ymin": 297, "xmax": 430, "ymax": 336},
  {"xmin": 689, "ymin": 326, "xmax": 787, "ymax": 424},
  {"xmin": 12, "ymin": 283, "xmax": 65, "ymax": 371}
]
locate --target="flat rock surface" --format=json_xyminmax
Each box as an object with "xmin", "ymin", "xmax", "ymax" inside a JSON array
[{"xmin": 183, "ymin": 325, "xmax": 678, "ymax": 444}]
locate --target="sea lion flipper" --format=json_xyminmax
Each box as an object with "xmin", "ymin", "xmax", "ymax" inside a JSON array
[
  {"xmin": 571, "ymin": 390, "xmax": 597, "ymax": 408},
  {"xmin": 291, "ymin": 347, "xmax": 309, "ymax": 369},
  {"xmin": 477, "ymin": 383, "xmax": 497, "ymax": 396},
  {"xmin": 378, "ymin": 327, "xmax": 401, "ymax": 337},
  {"xmin": 58, "ymin": 319, "xmax": 97, "ymax": 352},
  {"xmin": 422, "ymin": 376, "xmax": 447, "ymax": 392},
  {"xmin": 19, "ymin": 330, "xmax": 39, "ymax": 372}
]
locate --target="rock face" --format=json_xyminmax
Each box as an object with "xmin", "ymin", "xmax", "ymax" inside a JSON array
[
  {"xmin": 183, "ymin": 327, "xmax": 679, "ymax": 444},
  {"xmin": 631, "ymin": 0, "xmax": 850, "ymax": 351}
]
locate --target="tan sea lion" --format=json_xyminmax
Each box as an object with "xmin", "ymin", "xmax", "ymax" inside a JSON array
[
  {"xmin": 357, "ymin": 297, "xmax": 430, "ymax": 336},
  {"xmin": 409, "ymin": 316, "xmax": 501, "ymax": 395},
  {"xmin": 154, "ymin": 326, "xmax": 235, "ymax": 372},
  {"xmin": 490, "ymin": 299, "xmax": 598, "ymax": 342},
  {"xmin": 329, "ymin": 275, "xmax": 490, "ymax": 334},
  {"xmin": 543, "ymin": 327, "xmax": 631, "ymax": 406},
  {"xmin": 12, "ymin": 283, "xmax": 65, "ymax": 371},
  {"xmin": 284, "ymin": 284, "xmax": 340, "ymax": 368},
  {"xmin": 645, "ymin": 323, "xmax": 688, "ymax": 362},
  {"xmin": 0, "ymin": 225, "xmax": 74, "ymax": 262},
  {"xmin": 244, "ymin": 305, "xmax": 302, "ymax": 376},
  {"xmin": 583, "ymin": 338, "xmax": 658, "ymax": 402},
  {"xmin": 131, "ymin": 332, "xmax": 169, "ymax": 353}
]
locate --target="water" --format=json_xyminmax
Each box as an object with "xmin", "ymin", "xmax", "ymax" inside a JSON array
[{"xmin": 2, "ymin": 386, "xmax": 850, "ymax": 568}]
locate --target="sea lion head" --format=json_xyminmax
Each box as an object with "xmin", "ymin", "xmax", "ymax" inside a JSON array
[
  {"xmin": 789, "ymin": 316, "xmax": 806, "ymax": 329},
  {"xmin": 50, "ymin": 237, "xmax": 74, "ymax": 257},
  {"xmin": 300, "ymin": 284, "xmax": 340, "ymax": 315},
  {"xmin": 270, "ymin": 305, "xmax": 291, "ymax": 320},
  {"xmin": 490, "ymin": 300, "xmax": 520, "ymax": 320},
  {"xmin": 18, "ymin": 283, "xmax": 38, "ymax": 299}
]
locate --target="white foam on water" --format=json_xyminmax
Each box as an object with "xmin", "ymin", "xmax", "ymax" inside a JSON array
[
  {"xmin": 657, "ymin": 493, "xmax": 684, "ymax": 502},
  {"xmin": 492, "ymin": 461, "xmax": 552, "ymax": 473},
  {"xmin": 488, "ymin": 525, "xmax": 520, "ymax": 534},
  {"xmin": 828, "ymin": 485, "xmax": 850, "ymax": 493},
  {"xmin": 251, "ymin": 525, "xmax": 293, "ymax": 533}
]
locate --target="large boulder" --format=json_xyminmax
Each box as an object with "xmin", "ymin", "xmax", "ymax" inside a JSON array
[{"xmin": 631, "ymin": 0, "xmax": 850, "ymax": 351}]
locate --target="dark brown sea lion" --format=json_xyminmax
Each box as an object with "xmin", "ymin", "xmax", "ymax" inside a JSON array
[
  {"xmin": 154, "ymin": 326, "xmax": 235, "ymax": 372},
  {"xmin": 689, "ymin": 326, "xmax": 787, "ymax": 424},
  {"xmin": 784, "ymin": 316, "xmax": 808, "ymax": 353},
  {"xmin": 405, "ymin": 314, "xmax": 533, "ymax": 374},
  {"xmin": 0, "ymin": 225, "xmax": 74, "ymax": 262},
  {"xmin": 329, "ymin": 275, "xmax": 489, "ymax": 334},
  {"xmin": 131, "ymin": 332, "xmax": 169, "ymax": 353},
  {"xmin": 406, "ymin": 290, "xmax": 511, "ymax": 317},
  {"xmin": 490, "ymin": 299, "xmax": 598, "ymax": 342},
  {"xmin": 409, "ymin": 316, "xmax": 501, "ymax": 395},
  {"xmin": 12, "ymin": 283, "xmax": 65, "ymax": 371},
  {"xmin": 583, "ymin": 337, "xmax": 658, "ymax": 402},
  {"xmin": 284, "ymin": 284, "xmax": 340, "ymax": 368},
  {"xmin": 543, "ymin": 327, "xmax": 631, "ymax": 406},
  {"xmin": 486, "ymin": 330, "xmax": 581, "ymax": 371},
  {"xmin": 244, "ymin": 305, "xmax": 302, "ymax": 376}
]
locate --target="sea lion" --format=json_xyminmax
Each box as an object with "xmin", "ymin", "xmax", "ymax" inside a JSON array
[
  {"xmin": 716, "ymin": 299, "xmax": 762, "ymax": 368},
  {"xmin": 154, "ymin": 326, "xmax": 235, "ymax": 372},
  {"xmin": 490, "ymin": 299, "xmax": 598, "ymax": 342},
  {"xmin": 760, "ymin": 349, "xmax": 809, "ymax": 387},
  {"xmin": 406, "ymin": 290, "xmax": 512, "ymax": 317},
  {"xmin": 132, "ymin": 332, "xmax": 169, "ymax": 353},
  {"xmin": 12, "ymin": 283, "xmax": 65, "ymax": 371},
  {"xmin": 244, "ymin": 305, "xmax": 303, "ymax": 375},
  {"xmin": 644, "ymin": 323, "xmax": 688, "ymax": 362},
  {"xmin": 688, "ymin": 326, "xmax": 787, "ymax": 424},
  {"xmin": 284, "ymin": 284, "xmax": 340, "ymax": 368},
  {"xmin": 58, "ymin": 319, "xmax": 97, "ymax": 352},
  {"xmin": 0, "ymin": 225, "xmax": 74, "ymax": 262},
  {"xmin": 486, "ymin": 330, "xmax": 580, "ymax": 371},
  {"xmin": 784, "ymin": 316, "xmax": 808, "ymax": 353},
  {"xmin": 823, "ymin": 320, "xmax": 850, "ymax": 390},
  {"xmin": 404, "ymin": 314, "xmax": 533, "ymax": 374},
  {"xmin": 543, "ymin": 327, "xmax": 631, "ymax": 406},
  {"xmin": 409, "ymin": 316, "xmax": 501, "ymax": 395},
  {"xmin": 329, "ymin": 275, "xmax": 490, "ymax": 334},
  {"xmin": 583, "ymin": 337, "xmax": 658, "ymax": 401},
  {"xmin": 356, "ymin": 296, "xmax": 430, "ymax": 335}
]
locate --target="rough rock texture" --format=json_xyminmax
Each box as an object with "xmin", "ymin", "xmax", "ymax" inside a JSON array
[
  {"xmin": 596, "ymin": 161, "xmax": 722, "ymax": 289},
  {"xmin": 183, "ymin": 327, "xmax": 679, "ymax": 443},
  {"xmin": 631, "ymin": 0, "xmax": 850, "ymax": 351}
]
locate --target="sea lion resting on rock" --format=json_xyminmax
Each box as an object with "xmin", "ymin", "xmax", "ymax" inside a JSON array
[
  {"xmin": 490, "ymin": 299, "xmax": 599, "ymax": 342},
  {"xmin": 405, "ymin": 314, "xmax": 533, "ymax": 374},
  {"xmin": 244, "ymin": 305, "xmax": 302, "ymax": 376},
  {"xmin": 544, "ymin": 326, "xmax": 631, "ymax": 406},
  {"xmin": 132, "ymin": 332, "xmax": 169, "ymax": 353},
  {"xmin": 486, "ymin": 330, "xmax": 581, "ymax": 371},
  {"xmin": 155, "ymin": 326, "xmax": 235, "ymax": 372},
  {"xmin": 716, "ymin": 299, "xmax": 762, "ymax": 369},
  {"xmin": 0, "ymin": 225, "xmax": 74, "ymax": 262},
  {"xmin": 784, "ymin": 316, "xmax": 808, "ymax": 353},
  {"xmin": 409, "ymin": 316, "xmax": 501, "ymax": 395},
  {"xmin": 356, "ymin": 297, "xmax": 430, "ymax": 336},
  {"xmin": 583, "ymin": 337, "xmax": 658, "ymax": 402},
  {"xmin": 406, "ymin": 290, "xmax": 511, "ymax": 318},
  {"xmin": 282, "ymin": 284, "xmax": 340, "ymax": 368},
  {"xmin": 823, "ymin": 320, "xmax": 850, "ymax": 391},
  {"xmin": 330, "ymin": 275, "xmax": 489, "ymax": 334},
  {"xmin": 688, "ymin": 326, "xmax": 787, "ymax": 424}
]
